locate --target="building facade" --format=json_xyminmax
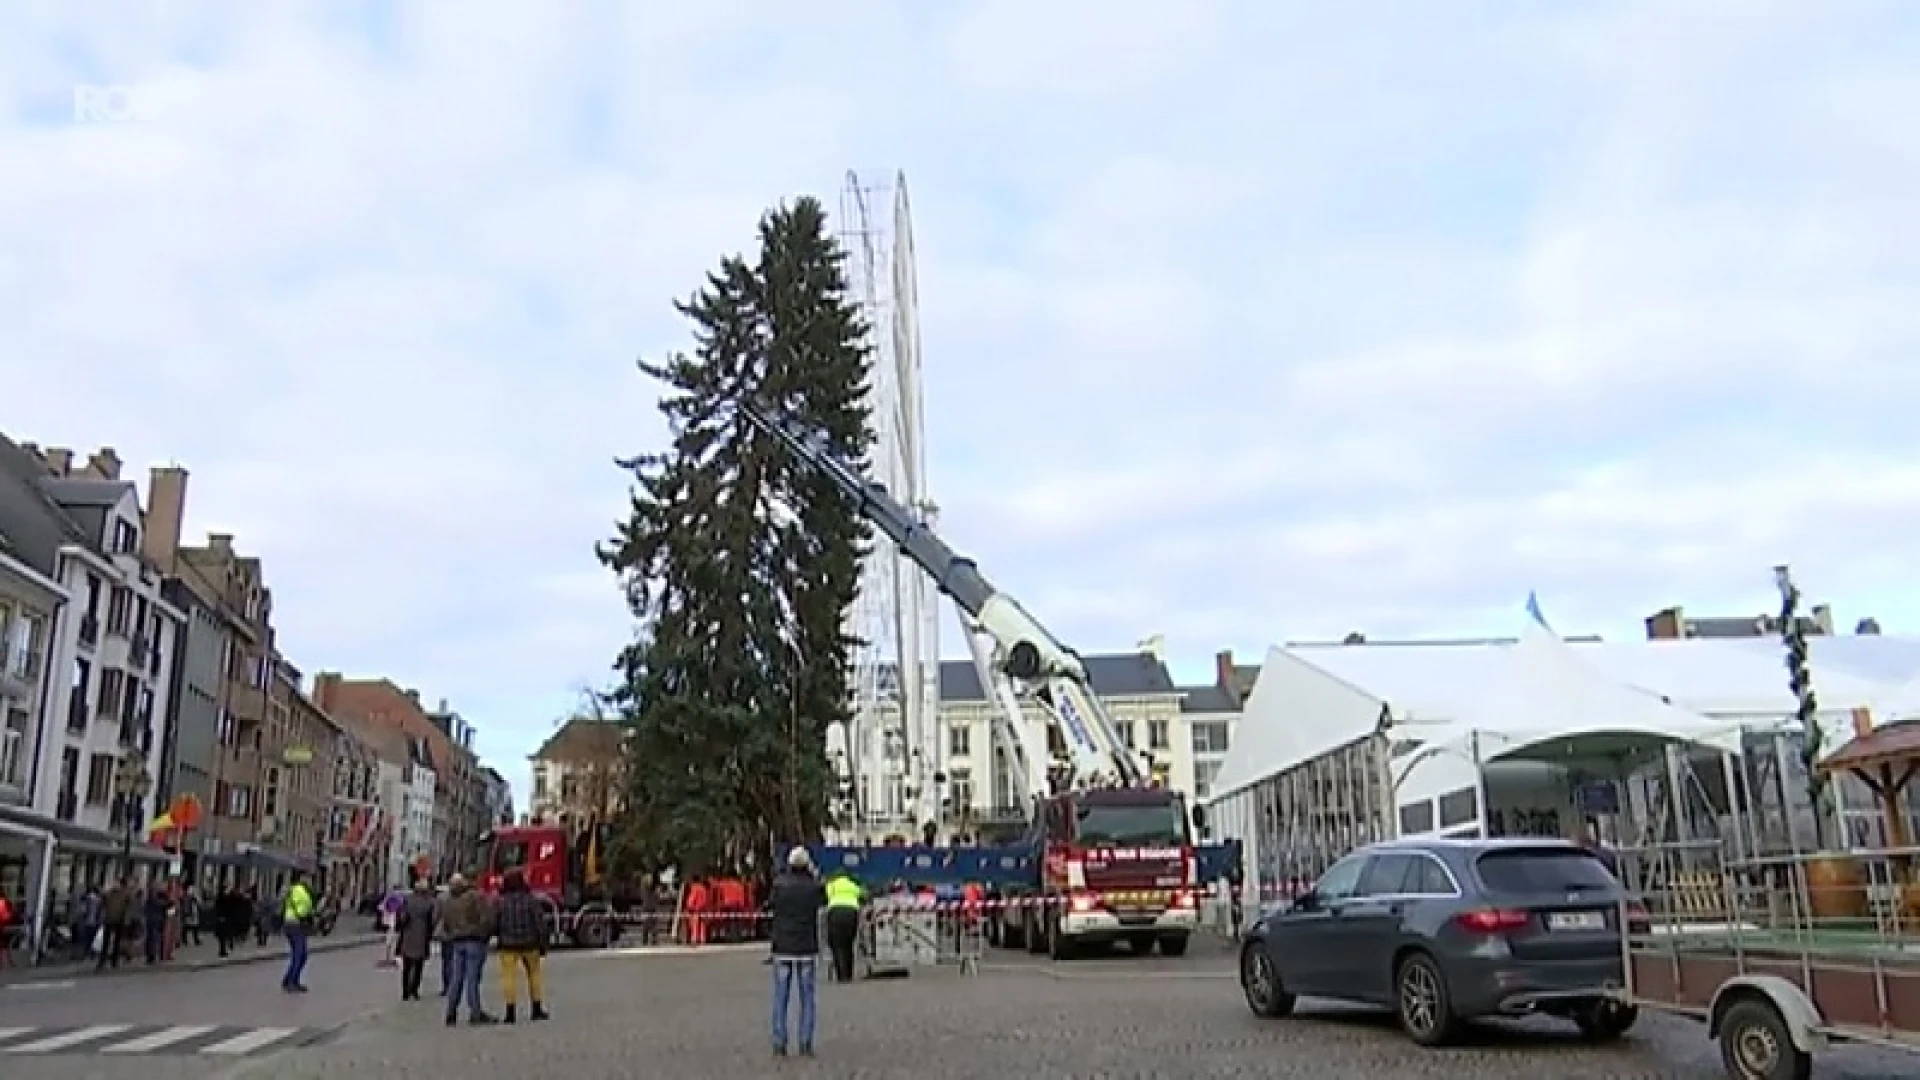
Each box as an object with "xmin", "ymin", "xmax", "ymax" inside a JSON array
[
  {"xmin": 480, "ymin": 766, "xmax": 513, "ymax": 828},
  {"xmin": 0, "ymin": 545, "xmax": 64, "ymax": 805},
  {"xmin": 325, "ymin": 724, "xmax": 382, "ymax": 899},
  {"xmin": 312, "ymin": 675, "xmax": 477, "ymax": 875},
  {"xmin": 528, "ymin": 717, "xmax": 625, "ymax": 822}
]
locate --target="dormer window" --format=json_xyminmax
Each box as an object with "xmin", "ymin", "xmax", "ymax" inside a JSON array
[{"xmin": 112, "ymin": 518, "xmax": 139, "ymax": 555}]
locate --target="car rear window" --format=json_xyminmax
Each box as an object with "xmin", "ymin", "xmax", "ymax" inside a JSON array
[{"xmin": 1475, "ymin": 849, "xmax": 1617, "ymax": 893}]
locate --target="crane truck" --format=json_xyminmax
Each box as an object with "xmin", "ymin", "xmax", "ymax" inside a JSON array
[{"xmin": 739, "ymin": 400, "xmax": 1217, "ymax": 958}]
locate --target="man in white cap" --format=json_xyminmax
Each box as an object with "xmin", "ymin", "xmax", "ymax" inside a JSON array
[{"xmin": 766, "ymin": 845, "xmax": 827, "ymax": 1057}]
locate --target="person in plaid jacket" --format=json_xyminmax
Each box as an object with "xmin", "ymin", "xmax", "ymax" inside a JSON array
[{"xmin": 493, "ymin": 870, "xmax": 551, "ymax": 1024}]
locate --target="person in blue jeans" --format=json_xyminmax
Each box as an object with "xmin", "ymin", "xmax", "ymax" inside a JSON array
[
  {"xmin": 767, "ymin": 846, "xmax": 827, "ymax": 1057},
  {"xmin": 281, "ymin": 872, "xmax": 315, "ymax": 993},
  {"xmin": 437, "ymin": 874, "xmax": 497, "ymax": 1026}
]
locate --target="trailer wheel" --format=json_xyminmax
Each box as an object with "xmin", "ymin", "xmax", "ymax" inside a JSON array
[{"xmin": 1718, "ymin": 999, "xmax": 1812, "ymax": 1080}]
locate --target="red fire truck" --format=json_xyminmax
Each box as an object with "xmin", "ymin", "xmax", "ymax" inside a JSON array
[
  {"xmin": 475, "ymin": 820, "xmax": 632, "ymax": 948},
  {"xmin": 987, "ymin": 786, "xmax": 1200, "ymax": 960}
]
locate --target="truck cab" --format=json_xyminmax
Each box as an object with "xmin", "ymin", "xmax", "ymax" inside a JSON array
[
  {"xmin": 1007, "ymin": 786, "xmax": 1199, "ymax": 959},
  {"xmin": 475, "ymin": 822, "xmax": 624, "ymax": 948}
]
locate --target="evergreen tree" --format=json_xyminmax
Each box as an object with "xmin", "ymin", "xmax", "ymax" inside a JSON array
[{"xmin": 602, "ymin": 197, "xmax": 871, "ymax": 873}]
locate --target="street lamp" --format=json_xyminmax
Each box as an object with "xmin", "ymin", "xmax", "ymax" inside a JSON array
[{"xmin": 114, "ymin": 747, "xmax": 152, "ymax": 877}]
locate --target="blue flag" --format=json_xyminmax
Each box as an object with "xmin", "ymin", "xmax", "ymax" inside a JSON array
[{"xmin": 1525, "ymin": 591, "xmax": 1551, "ymax": 629}]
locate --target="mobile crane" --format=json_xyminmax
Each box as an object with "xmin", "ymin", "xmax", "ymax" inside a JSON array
[{"xmin": 741, "ymin": 401, "xmax": 1209, "ymax": 958}]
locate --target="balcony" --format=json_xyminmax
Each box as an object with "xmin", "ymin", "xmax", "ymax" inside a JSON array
[
  {"xmin": 66, "ymin": 687, "xmax": 89, "ymax": 733},
  {"xmin": 78, "ymin": 613, "xmax": 100, "ymax": 648},
  {"xmin": 56, "ymin": 788, "xmax": 78, "ymax": 821}
]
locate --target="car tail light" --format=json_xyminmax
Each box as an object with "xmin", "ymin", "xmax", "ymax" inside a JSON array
[
  {"xmin": 1069, "ymin": 892, "xmax": 1099, "ymax": 913},
  {"xmin": 1172, "ymin": 889, "xmax": 1196, "ymax": 909},
  {"xmin": 1454, "ymin": 908, "xmax": 1531, "ymax": 933}
]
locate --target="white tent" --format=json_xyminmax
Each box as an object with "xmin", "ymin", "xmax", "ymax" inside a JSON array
[{"xmin": 1458, "ymin": 618, "xmax": 1744, "ymax": 758}]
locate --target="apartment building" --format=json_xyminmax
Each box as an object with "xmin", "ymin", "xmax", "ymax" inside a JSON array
[
  {"xmin": 0, "ymin": 541, "xmax": 64, "ymax": 805},
  {"xmin": 277, "ymin": 658, "xmax": 339, "ymax": 884},
  {"xmin": 481, "ymin": 766, "xmax": 513, "ymax": 828},
  {"xmin": 313, "ymin": 674, "xmax": 478, "ymax": 875},
  {"xmin": 529, "ymin": 717, "xmax": 625, "ymax": 822},
  {"xmin": 325, "ymin": 724, "xmax": 382, "ymax": 899},
  {"xmin": 426, "ymin": 701, "xmax": 490, "ymax": 873}
]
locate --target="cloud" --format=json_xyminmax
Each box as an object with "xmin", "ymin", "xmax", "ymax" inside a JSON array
[{"xmin": 3, "ymin": 1, "xmax": 1917, "ymax": 798}]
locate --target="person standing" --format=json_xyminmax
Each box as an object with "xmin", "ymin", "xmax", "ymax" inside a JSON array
[
  {"xmin": 281, "ymin": 870, "xmax": 315, "ymax": 993},
  {"xmin": 95, "ymin": 879, "xmax": 131, "ymax": 972},
  {"xmin": 767, "ymin": 846, "xmax": 826, "ymax": 1058},
  {"xmin": 493, "ymin": 870, "xmax": 550, "ymax": 1023},
  {"xmin": 438, "ymin": 874, "xmax": 497, "ymax": 1026},
  {"xmin": 823, "ymin": 871, "xmax": 862, "ymax": 983},
  {"xmin": 394, "ymin": 877, "xmax": 438, "ymax": 1001}
]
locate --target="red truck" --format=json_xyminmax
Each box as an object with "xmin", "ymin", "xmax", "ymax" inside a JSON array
[
  {"xmin": 475, "ymin": 821, "xmax": 632, "ymax": 948},
  {"xmin": 987, "ymin": 786, "xmax": 1201, "ymax": 960}
]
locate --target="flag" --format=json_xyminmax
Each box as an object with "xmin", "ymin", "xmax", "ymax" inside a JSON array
[{"xmin": 1525, "ymin": 591, "xmax": 1552, "ymax": 630}]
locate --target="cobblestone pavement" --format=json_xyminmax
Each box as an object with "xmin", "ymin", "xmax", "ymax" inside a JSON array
[{"xmin": 7, "ymin": 939, "xmax": 1915, "ymax": 1079}]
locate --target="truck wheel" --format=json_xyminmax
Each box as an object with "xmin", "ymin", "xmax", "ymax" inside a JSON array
[
  {"xmin": 1046, "ymin": 913, "xmax": 1074, "ymax": 961},
  {"xmin": 575, "ymin": 915, "xmax": 611, "ymax": 949},
  {"xmin": 1718, "ymin": 999, "xmax": 1812, "ymax": 1080},
  {"xmin": 1157, "ymin": 933, "xmax": 1189, "ymax": 958},
  {"xmin": 1024, "ymin": 910, "xmax": 1044, "ymax": 954}
]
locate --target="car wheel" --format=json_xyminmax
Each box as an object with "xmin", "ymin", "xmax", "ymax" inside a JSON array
[
  {"xmin": 1572, "ymin": 1000, "xmax": 1639, "ymax": 1042},
  {"xmin": 1394, "ymin": 951, "xmax": 1461, "ymax": 1047},
  {"xmin": 1719, "ymin": 999, "xmax": 1813, "ymax": 1080},
  {"xmin": 1239, "ymin": 942, "xmax": 1295, "ymax": 1017}
]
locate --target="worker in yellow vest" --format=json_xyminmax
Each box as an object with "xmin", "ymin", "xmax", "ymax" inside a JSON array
[
  {"xmin": 823, "ymin": 872, "xmax": 863, "ymax": 983},
  {"xmin": 280, "ymin": 871, "xmax": 315, "ymax": 993}
]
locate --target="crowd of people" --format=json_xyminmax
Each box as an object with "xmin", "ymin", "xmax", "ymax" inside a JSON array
[
  {"xmin": 0, "ymin": 875, "xmax": 342, "ymax": 971},
  {"xmin": 372, "ymin": 869, "xmax": 554, "ymax": 1026}
]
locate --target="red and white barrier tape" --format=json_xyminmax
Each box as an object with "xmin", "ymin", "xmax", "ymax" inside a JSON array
[{"xmin": 574, "ymin": 893, "xmax": 1206, "ymax": 924}]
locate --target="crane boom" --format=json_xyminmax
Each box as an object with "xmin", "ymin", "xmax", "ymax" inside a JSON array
[{"xmin": 739, "ymin": 400, "xmax": 1147, "ymax": 789}]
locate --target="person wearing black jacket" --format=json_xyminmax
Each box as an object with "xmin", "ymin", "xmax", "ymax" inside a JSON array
[
  {"xmin": 493, "ymin": 870, "xmax": 551, "ymax": 1024},
  {"xmin": 767, "ymin": 847, "xmax": 826, "ymax": 1058}
]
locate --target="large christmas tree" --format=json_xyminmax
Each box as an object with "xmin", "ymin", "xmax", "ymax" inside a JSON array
[{"xmin": 601, "ymin": 197, "xmax": 871, "ymax": 873}]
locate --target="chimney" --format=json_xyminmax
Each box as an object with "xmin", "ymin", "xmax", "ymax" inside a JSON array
[
  {"xmin": 85, "ymin": 447, "xmax": 121, "ymax": 480},
  {"xmin": 1645, "ymin": 607, "xmax": 1686, "ymax": 640},
  {"xmin": 43, "ymin": 447, "xmax": 73, "ymax": 475},
  {"xmin": 1342, "ymin": 631, "xmax": 1367, "ymax": 645},
  {"xmin": 404, "ymin": 689, "xmax": 420, "ymax": 706},
  {"xmin": 1136, "ymin": 635, "xmax": 1165, "ymax": 661},
  {"xmin": 1856, "ymin": 617, "xmax": 1882, "ymax": 636},
  {"xmin": 208, "ymin": 533, "xmax": 233, "ymax": 555},
  {"xmin": 1214, "ymin": 650, "xmax": 1235, "ymax": 693},
  {"xmin": 144, "ymin": 466, "xmax": 189, "ymax": 568}
]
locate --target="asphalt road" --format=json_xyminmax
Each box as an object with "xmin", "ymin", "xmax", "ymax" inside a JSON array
[{"xmin": 4, "ymin": 935, "xmax": 1916, "ymax": 1078}]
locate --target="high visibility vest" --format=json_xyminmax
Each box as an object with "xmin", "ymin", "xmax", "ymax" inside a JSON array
[{"xmin": 825, "ymin": 877, "xmax": 862, "ymax": 910}]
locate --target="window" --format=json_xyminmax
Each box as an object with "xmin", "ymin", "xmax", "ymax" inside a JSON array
[
  {"xmin": 1314, "ymin": 856, "xmax": 1367, "ymax": 901},
  {"xmin": 112, "ymin": 517, "xmax": 139, "ymax": 554},
  {"xmin": 226, "ymin": 783, "xmax": 252, "ymax": 818},
  {"xmin": 1475, "ymin": 849, "xmax": 1617, "ymax": 893},
  {"xmin": 106, "ymin": 586, "xmax": 132, "ymax": 635},
  {"xmin": 1071, "ymin": 798, "xmax": 1187, "ymax": 846},
  {"xmin": 948, "ymin": 772, "xmax": 973, "ymax": 813},
  {"xmin": 1437, "ymin": 786, "xmax": 1480, "ymax": 829},
  {"xmin": 1147, "ymin": 718, "xmax": 1169, "ymax": 751},
  {"xmin": 1358, "ymin": 853, "xmax": 1418, "ymax": 896},
  {"xmin": 1193, "ymin": 760, "xmax": 1221, "ymax": 799},
  {"xmin": 7, "ymin": 612, "xmax": 41, "ymax": 676},
  {"xmin": 85, "ymin": 752, "xmax": 116, "ymax": 805},
  {"xmin": 262, "ymin": 767, "xmax": 281, "ymax": 818},
  {"xmin": 1407, "ymin": 857, "xmax": 1456, "ymax": 895},
  {"xmin": 1116, "ymin": 721, "xmax": 1135, "ymax": 749},
  {"xmin": 948, "ymin": 723, "xmax": 971, "ymax": 757},
  {"xmin": 1191, "ymin": 721, "xmax": 1230, "ymax": 754},
  {"xmin": 1398, "ymin": 800, "xmax": 1436, "ymax": 835},
  {"xmin": 98, "ymin": 668, "xmax": 126, "ymax": 718}
]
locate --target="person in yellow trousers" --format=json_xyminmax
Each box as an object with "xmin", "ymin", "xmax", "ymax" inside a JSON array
[{"xmin": 493, "ymin": 869, "xmax": 551, "ymax": 1024}]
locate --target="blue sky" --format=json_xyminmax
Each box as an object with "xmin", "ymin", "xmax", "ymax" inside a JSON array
[{"xmin": 4, "ymin": 2, "xmax": 1918, "ymax": 804}]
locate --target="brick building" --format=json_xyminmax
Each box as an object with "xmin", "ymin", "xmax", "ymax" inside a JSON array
[{"xmin": 313, "ymin": 675, "xmax": 485, "ymax": 876}]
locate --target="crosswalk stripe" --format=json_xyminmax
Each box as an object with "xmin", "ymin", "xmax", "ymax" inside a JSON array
[
  {"xmin": 199, "ymin": 1026, "xmax": 299, "ymax": 1055},
  {"xmin": 103, "ymin": 1025, "xmax": 219, "ymax": 1053},
  {"xmin": 2, "ymin": 1024, "xmax": 132, "ymax": 1053}
]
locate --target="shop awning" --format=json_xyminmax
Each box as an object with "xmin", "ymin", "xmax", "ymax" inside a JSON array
[{"xmin": 0, "ymin": 803, "xmax": 173, "ymax": 863}]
